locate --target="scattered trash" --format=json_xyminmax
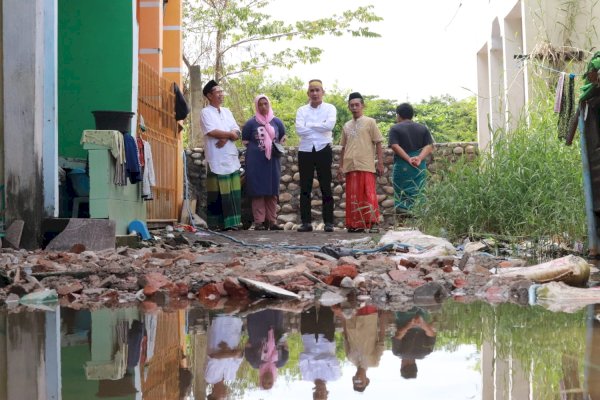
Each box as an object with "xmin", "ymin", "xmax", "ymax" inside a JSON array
[
  {"xmin": 238, "ymin": 277, "xmax": 300, "ymax": 300},
  {"xmin": 19, "ymin": 289, "xmax": 58, "ymax": 305}
]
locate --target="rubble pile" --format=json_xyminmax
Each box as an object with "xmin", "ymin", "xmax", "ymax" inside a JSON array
[{"xmin": 0, "ymin": 229, "xmax": 592, "ymax": 311}]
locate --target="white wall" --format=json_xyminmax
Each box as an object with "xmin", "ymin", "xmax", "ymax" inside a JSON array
[
  {"xmin": 476, "ymin": 0, "xmax": 600, "ymax": 147},
  {"xmin": 3, "ymin": 0, "xmax": 56, "ymax": 247}
]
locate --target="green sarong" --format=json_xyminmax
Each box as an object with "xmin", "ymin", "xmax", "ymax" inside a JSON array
[
  {"xmin": 206, "ymin": 168, "xmax": 241, "ymax": 230},
  {"xmin": 392, "ymin": 149, "xmax": 427, "ymax": 212}
]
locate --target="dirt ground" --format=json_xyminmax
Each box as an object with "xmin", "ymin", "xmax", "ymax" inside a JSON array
[{"xmin": 198, "ymin": 228, "xmax": 382, "ymax": 248}]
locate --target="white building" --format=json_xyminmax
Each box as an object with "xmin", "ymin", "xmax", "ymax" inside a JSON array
[{"xmin": 476, "ymin": 0, "xmax": 600, "ymax": 149}]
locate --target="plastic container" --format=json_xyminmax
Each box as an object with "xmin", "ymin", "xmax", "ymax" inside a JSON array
[
  {"xmin": 68, "ymin": 168, "xmax": 90, "ymax": 197},
  {"xmin": 92, "ymin": 110, "xmax": 135, "ymax": 133}
]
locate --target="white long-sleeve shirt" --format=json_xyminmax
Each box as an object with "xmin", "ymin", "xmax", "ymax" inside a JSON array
[
  {"xmin": 295, "ymin": 102, "xmax": 337, "ymax": 152},
  {"xmin": 200, "ymin": 105, "xmax": 241, "ymax": 175},
  {"xmin": 299, "ymin": 334, "xmax": 341, "ymax": 382}
]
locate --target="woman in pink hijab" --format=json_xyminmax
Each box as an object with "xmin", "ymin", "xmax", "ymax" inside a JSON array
[
  {"xmin": 242, "ymin": 95, "xmax": 286, "ymax": 230},
  {"xmin": 244, "ymin": 309, "xmax": 289, "ymax": 390}
]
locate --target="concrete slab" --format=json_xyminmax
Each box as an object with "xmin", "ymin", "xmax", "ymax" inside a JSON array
[
  {"xmin": 5, "ymin": 220, "xmax": 24, "ymax": 248},
  {"xmin": 45, "ymin": 218, "xmax": 116, "ymax": 251}
]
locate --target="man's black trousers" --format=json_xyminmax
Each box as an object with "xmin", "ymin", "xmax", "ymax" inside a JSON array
[{"xmin": 298, "ymin": 145, "xmax": 334, "ymax": 224}]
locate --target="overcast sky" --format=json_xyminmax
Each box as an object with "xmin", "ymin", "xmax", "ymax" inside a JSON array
[{"xmin": 261, "ymin": 0, "xmax": 489, "ymax": 103}]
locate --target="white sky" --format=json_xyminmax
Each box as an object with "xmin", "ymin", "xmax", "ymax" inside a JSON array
[{"xmin": 262, "ymin": 0, "xmax": 489, "ymax": 103}]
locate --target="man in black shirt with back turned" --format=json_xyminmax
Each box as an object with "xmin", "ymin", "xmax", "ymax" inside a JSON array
[{"xmin": 388, "ymin": 103, "xmax": 433, "ymax": 214}]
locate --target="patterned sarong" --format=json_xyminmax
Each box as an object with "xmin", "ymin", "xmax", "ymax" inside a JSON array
[
  {"xmin": 206, "ymin": 168, "xmax": 241, "ymax": 229},
  {"xmin": 345, "ymin": 171, "xmax": 379, "ymax": 229},
  {"xmin": 392, "ymin": 149, "xmax": 427, "ymax": 212}
]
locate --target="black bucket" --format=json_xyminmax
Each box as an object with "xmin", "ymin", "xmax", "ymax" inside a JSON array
[{"xmin": 92, "ymin": 110, "xmax": 135, "ymax": 133}]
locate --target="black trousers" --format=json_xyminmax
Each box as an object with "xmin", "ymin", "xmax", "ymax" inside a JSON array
[
  {"xmin": 300, "ymin": 306, "xmax": 335, "ymax": 342},
  {"xmin": 298, "ymin": 145, "xmax": 333, "ymax": 224}
]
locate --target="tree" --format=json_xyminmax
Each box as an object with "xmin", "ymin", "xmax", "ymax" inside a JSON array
[
  {"xmin": 183, "ymin": 0, "xmax": 382, "ymax": 80},
  {"xmin": 413, "ymin": 95, "xmax": 477, "ymax": 142}
]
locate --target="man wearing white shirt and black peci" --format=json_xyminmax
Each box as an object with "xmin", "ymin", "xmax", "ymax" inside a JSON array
[
  {"xmin": 200, "ymin": 79, "xmax": 243, "ymax": 231},
  {"xmin": 295, "ymin": 79, "xmax": 337, "ymax": 232}
]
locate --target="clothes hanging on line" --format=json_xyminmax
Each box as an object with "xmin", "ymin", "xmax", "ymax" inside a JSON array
[
  {"xmin": 124, "ymin": 133, "xmax": 143, "ymax": 184},
  {"xmin": 79, "ymin": 130, "xmax": 127, "ymax": 186},
  {"xmin": 142, "ymin": 140, "xmax": 156, "ymax": 200}
]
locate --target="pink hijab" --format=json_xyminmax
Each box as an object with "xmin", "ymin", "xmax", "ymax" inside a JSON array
[
  {"xmin": 258, "ymin": 327, "xmax": 279, "ymax": 389},
  {"xmin": 254, "ymin": 94, "xmax": 276, "ymax": 160}
]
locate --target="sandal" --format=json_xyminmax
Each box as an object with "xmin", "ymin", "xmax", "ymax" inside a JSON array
[
  {"xmin": 268, "ymin": 222, "xmax": 283, "ymax": 231},
  {"xmin": 368, "ymin": 226, "xmax": 380, "ymax": 233},
  {"xmin": 254, "ymin": 223, "xmax": 267, "ymax": 231}
]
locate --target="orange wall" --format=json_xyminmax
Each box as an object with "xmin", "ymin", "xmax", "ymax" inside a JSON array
[
  {"xmin": 139, "ymin": 1, "xmax": 163, "ymax": 73},
  {"xmin": 138, "ymin": 0, "xmax": 182, "ymax": 87},
  {"xmin": 162, "ymin": 0, "xmax": 183, "ymax": 88}
]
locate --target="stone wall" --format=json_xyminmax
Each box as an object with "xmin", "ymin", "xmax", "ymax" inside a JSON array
[{"xmin": 185, "ymin": 142, "xmax": 478, "ymax": 229}]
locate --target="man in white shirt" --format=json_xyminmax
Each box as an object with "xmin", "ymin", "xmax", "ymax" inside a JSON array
[
  {"xmin": 295, "ymin": 79, "xmax": 337, "ymax": 232},
  {"xmin": 299, "ymin": 306, "xmax": 341, "ymax": 399},
  {"xmin": 200, "ymin": 80, "xmax": 242, "ymax": 231}
]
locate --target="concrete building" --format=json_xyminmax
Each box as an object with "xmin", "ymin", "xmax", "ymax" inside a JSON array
[
  {"xmin": 0, "ymin": 0, "xmax": 185, "ymax": 248},
  {"xmin": 476, "ymin": 0, "xmax": 600, "ymax": 150}
]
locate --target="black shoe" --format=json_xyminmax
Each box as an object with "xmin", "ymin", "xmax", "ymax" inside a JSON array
[
  {"xmin": 347, "ymin": 227, "xmax": 365, "ymax": 233},
  {"xmin": 324, "ymin": 223, "xmax": 334, "ymax": 232},
  {"xmin": 268, "ymin": 221, "xmax": 283, "ymax": 231},
  {"xmin": 297, "ymin": 223, "xmax": 313, "ymax": 232},
  {"xmin": 254, "ymin": 223, "xmax": 267, "ymax": 231}
]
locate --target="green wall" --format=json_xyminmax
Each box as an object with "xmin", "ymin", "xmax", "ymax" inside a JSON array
[{"xmin": 58, "ymin": 0, "xmax": 134, "ymax": 159}]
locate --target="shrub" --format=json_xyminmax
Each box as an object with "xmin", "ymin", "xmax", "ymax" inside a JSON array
[{"xmin": 410, "ymin": 101, "xmax": 586, "ymax": 244}]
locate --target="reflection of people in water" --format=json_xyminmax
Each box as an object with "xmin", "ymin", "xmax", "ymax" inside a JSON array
[
  {"xmin": 244, "ymin": 309, "xmax": 290, "ymax": 390},
  {"xmin": 205, "ymin": 315, "xmax": 244, "ymax": 400},
  {"xmin": 341, "ymin": 305, "xmax": 386, "ymax": 392},
  {"xmin": 392, "ymin": 307, "xmax": 436, "ymax": 379},
  {"xmin": 299, "ymin": 306, "xmax": 341, "ymax": 400}
]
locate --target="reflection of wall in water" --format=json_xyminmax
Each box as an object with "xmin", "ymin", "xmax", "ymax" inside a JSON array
[
  {"xmin": 0, "ymin": 309, "xmax": 61, "ymax": 400},
  {"xmin": 586, "ymin": 304, "xmax": 600, "ymax": 399},
  {"xmin": 481, "ymin": 340, "xmax": 530, "ymax": 400},
  {"xmin": 141, "ymin": 310, "xmax": 184, "ymax": 400}
]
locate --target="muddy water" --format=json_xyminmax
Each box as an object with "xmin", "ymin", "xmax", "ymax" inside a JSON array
[{"xmin": 0, "ymin": 300, "xmax": 597, "ymax": 400}]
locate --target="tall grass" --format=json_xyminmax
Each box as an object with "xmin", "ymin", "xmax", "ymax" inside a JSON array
[{"xmin": 410, "ymin": 99, "xmax": 587, "ymax": 244}]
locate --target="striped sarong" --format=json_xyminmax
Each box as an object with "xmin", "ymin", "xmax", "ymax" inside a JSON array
[
  {"xmin": 206, "ymin": 168, "xmax": 241, "ymax": 230},
  {"xmin": 392, "ymin": 149, "xmax": 427, "ymax": 212}
]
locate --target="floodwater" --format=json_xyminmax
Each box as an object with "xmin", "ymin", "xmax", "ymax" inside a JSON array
[{"xmin": 0, "ymin": 299, "xmax": 598, "ymax": 400}]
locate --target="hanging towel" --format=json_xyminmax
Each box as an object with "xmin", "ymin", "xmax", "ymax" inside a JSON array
[
  {"xmin": 142, "ymin": 140, "xmax": 156, "ymax": 200},
  {"xmin": 558, "ymin": 74, "xmax": 576, "ymax": 140},
  {"xmin": 114, "ymin": 133, "xmax": 127, "ymax": 185},
  {"xmin": 554, "ymin": 72, "xmax": 566, "ymax": 113},
  {"xmin": 136, "ymin": 136, "xmax": 145, "ymax": 167}
]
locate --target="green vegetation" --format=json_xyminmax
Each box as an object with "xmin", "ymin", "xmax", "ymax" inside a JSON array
[
  {"xmin": 222, "ymin": 73, "xmax": 476, "ymax": 146},
  {"xmin": 410, "ymin": 93, "xmax": 586, "ymax": 243},
  {"xmin": 437, "ymin": 300, "xmax": 587, "ymax": 399},
  {"xmin": 413, "ymin": 95, "xmax": 477, "ymax": 142}
]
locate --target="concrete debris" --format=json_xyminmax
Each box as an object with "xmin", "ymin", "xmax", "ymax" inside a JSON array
[
  {"xmin": 46, "ymin": 219, "xmax": 116, "ymax": 251},
  {"xmin": 318, "ymin": 291, "xmax": 346, "ymax": 306},
  {"xmin": 0, "ymin": 226, "xmax": 592, "ymax": 312},
  {"xmin": 497, "ymin": 255, "xmax": 591, "ymax": 286},
  {"xmin": 5, "ymin": 219, "xmax": 24, "ymax": 249}
]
